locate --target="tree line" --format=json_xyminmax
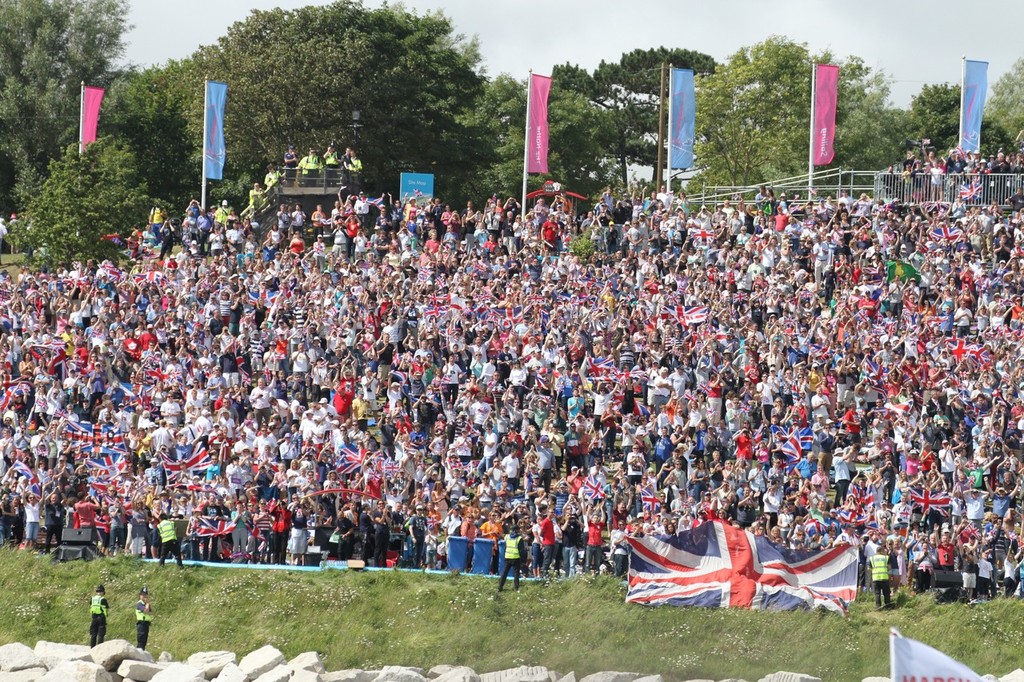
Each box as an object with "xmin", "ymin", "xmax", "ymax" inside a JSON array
[{"xmin": 2, "ymin": 0, "xmax": 1023, "ymax": 263}]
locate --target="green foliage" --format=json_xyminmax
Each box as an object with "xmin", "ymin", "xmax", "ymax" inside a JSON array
[
  {"xmin": 906, "ymin": 83, "xmax": 1014, "ymax": 160},
  {"xmin": 104, "ymin": 63, "xmax": 199, "ymax": 211},
  {"xmin": 568, "ymin": 233, "xmax": 595, "ymax": 261},
  {"xmin": 554, "ymin": 48, "xmax": 716, "ymax": 185},
  {"xmin": 185, "ymin": 1, "xmax": 487, "ymax": 205},
  {"xmin": 989, "ymin": 58, "xmax": 1024, "ymax": 141},
  {"xmin": 0, "ymin": 0, "xmax": 129, "ymax": 211},
  {"xmin": 22, "ymin": 139, "xmax": 151, "ymax": 266}
]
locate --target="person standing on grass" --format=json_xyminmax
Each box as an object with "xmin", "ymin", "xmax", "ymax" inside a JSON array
[
  {"xmin": 135, "ymin": 587, "xmax": 152, "ymax": 651},
  {"xmin": 157, "ymin": 513, "xmax": 183, "ymax": 568},
  {"xmin": 871, "ymin": 543, "xmax": 892, "ymax": 609},
  {"xmin": 498, "ymin": 522, "xmax": 526, "ymax": 592},
  {"xmin": 89, "ymin": 584, "xmax": 109, "ymax": 647}
]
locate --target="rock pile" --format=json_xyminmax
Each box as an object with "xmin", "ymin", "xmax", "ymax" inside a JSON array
[{"xmin": 0, "ymin": 642, "xmax": 1020, "ymax": 682}]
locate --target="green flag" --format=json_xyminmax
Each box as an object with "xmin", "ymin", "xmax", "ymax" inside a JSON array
[{"xmin": 886, "ymin": 260, "xmax": 920, "ymax": 282}]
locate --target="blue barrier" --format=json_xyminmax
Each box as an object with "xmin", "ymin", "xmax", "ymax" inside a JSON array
[
  {"xmin": 447, "ymin": 536, "xmax": 468, "ymax": 572},
  {"xmin": 471, "ymin": 539, "xmax": 493, "ymax": 575},
  {"xmin": 497, "ymin": 540, "xmax": 506, "ymax": 576}
]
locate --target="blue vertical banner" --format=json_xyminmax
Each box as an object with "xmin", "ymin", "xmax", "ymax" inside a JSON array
[
  {"xmin": 204, "ymin": 80, "xmax": 228, "ymax": 180},
  {"xmin": 669, "ymin": 68, "xmax": 695, "ymax": 170},
  {"xmin": 960, "ymin": 60, "xmax": 988, "ymax": 153},
  {"xmin": 399, "ymin": 172, "xmax": 435, "ymax": 203}
]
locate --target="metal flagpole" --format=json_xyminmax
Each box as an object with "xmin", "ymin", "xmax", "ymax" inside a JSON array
[
  {"xmin": 808, "ymin": 63, "xmax": 816, "ymax": 195},
  {"xmin": 521, "ymin": 70, "xmax": 532, "ymax": 218},
  {"xmin": 78, "ymin": 81, "xmax": 85, "ymax": 155},
  {"xmin": 201, "ymin": 79, "xmax": 209, "ymax": 211},
  {"xmin": 666, "ymin": 66, "xmax": 673, "ymax": 196},
  {"xmin": 656, "ymin": 62, "xmax": 666, "ymax": 188},
  {"xmin": 958, "ymin": 56, "xmax": 966, "ymax": 151}
]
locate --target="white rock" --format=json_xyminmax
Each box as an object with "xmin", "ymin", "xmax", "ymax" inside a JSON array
[
  {"xmin": 0, "ymin": 644, "xmax": 43, "ymax": 673},
  {"xmin": 758, "ymin": 675, "xmax": 821, "ymax": 682},
  {"xmin": 116, "ymin": 659, "xmax": 166, "ymax": 681},
  {"xmin": 374, "ymin": 668, "xmax": 427, "ymax": 682},
  {"xmin": 33, "ymin": 642, "xmax": 92, "ymax": 669},
  {"xmin": 252, "ymin": 665, "xmax": 292, "ymax": 682},
  {"xmin": 238, "ymin": 647, "xmax": 285, "ymax": 680},
  {"xmin": 682, "ymin": 680, "xmax": 712, "ymax": 682},
  {"xmin": 212, "ymin": 663, "xmax": 249, "ymax": 682},
  {"xmin": 90, "ymin": 641, "xmax": 151, "ymax": 672},
  {"xmin": 290, "ymin": 652, "xmax": 326, "ymax": 675},
  {"xmin": 1002, "ymin": 672, "xmax": 1024, "ymax": 682},
  {"xmin": 554, "ymin": 674, "xmax": 574, "ymax": 682},
  {"xmin": 433, "ymin": 668, "xmax": 480, "ymax": 682},
  {"xmin": 0, "ymin": 668, "xmax": 48, "ymax": 682},
  {"xmin": 983, "ymin": 675, "xmax": 999, "ymax": 682},
  {"xmin": 323, "ymin": 671, "xmax": 376, "ymax": 682},
  {"xmin": 291, "ymin": 671, "xmax": 325, "ymax": 682},
  {"xmin": 861, "ymin": 678, "xmax": 889, "ymax": 682},
  {"xmin": 159, "ymin": 653, "xmax": 175, "ymax": 664},
  {"xmin": 718, "ymin": 679, "xmax": 750, "ymax": 682},
  {"xmin": 186, "ymin": 652, "xmax": 237, "ymax": 679},
  {"xmin": 635, "ymin": 678, "xmax": 664, "ymax": 682},
  {"xmin": 428, "ymin": 668, "xmax": 457, "ymax": 679},
  {"xmin": 579, "ymin": 674, "xmax": 640, "ymax": 682},
  {"xmin": 150, "ymin": 662, "xmax": 206, "ymax": 682},
  {"xmin": 39, "ymin": 660, "xmax": 112, "ymax": 682},
  {"xmin": 481, "ymin": 668, "xmax": 551, "ymax": 682}
]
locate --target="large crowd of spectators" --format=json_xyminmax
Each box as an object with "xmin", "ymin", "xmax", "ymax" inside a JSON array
[{"xmin": 1, "ymin": 151, "xmax": 1024, "ymax": 604}]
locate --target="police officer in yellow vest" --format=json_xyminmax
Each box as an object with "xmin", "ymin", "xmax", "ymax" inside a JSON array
[
  {"xmin": 264, "ymin": 163, "xmax": 280, "ymax": 191},
  {"xmin": 298, "ymin": 147, "xmax": 323, "ymax": 186},
  {"xmin": 497, "ymin": 525, "xmax": 525, "ymax": 592},
  {"xmin": 157, "ymin": 513, "xmax": 183, "ymax": 568},
  {"xmin": 323, "ymin": 144, "xmax": 341, "ymax": 184},
  {"xmin": 135, "ymin": 587, "xmax": 153, "ymax": 651},
  {"xmin": 89, "ymin": 584, "xmax": 109, "ymax": 646},
  {"xmin": 870, "ymin": 544, "xmax": 892, "ymax": 609}
]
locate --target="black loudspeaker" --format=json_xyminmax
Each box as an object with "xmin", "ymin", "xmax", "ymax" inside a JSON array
[
  {"xmin": 313, "ymin": 527, "xmax": 335, "ymax": 548},
  {"xmin": 52, "ymin": 545, "xmax": 99, "ymax": 563},
  {"xmin": 933, "ymin": 569, "xmax": 963, "ymax": 589},
  {"xmin": 932, "ymin": 586, "xmax": 961, "ymax": 604},
  {"xmin": 61, "ymin": 528, "xmax": 96, "ymax": 546}
]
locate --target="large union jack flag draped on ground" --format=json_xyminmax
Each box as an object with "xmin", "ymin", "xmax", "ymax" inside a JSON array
[{"xmin": 626, "ymin": 520, "xmax": 858, "ymax": 614}]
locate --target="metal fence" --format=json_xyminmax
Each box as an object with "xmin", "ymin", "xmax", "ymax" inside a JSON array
[
  {"xmin": 274, "ymin": 167, "xmax": 362, "ymax": 193},
  {"xmin": 692, "ymin": 168, "xmax": 876, "ymax": 207},
  {"xmin": 872, "ymin": 172, "xmax": 1023, "ymax": 208}
]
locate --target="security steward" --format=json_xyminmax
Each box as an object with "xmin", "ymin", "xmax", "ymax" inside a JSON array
[
  {"xmin": 323, "ymin": 144, "xmax": 341, "ymax": 183},
  {"xmin": 89, "ymin": 584, "xmax": 109, "ymax": 646},
  {"xmin": 497, "ymin": 523, "xmax": 526, "ymax": 592},
  {"xmin": 157, "ymin": 513, "xmax": 183, "ymax": 568},
  {"xmin": 871, "ymin": 543, "xmax": 892, "ymax": 609},
  {"xmin": 298, "ymin": 147, "xmax": 323, "ymax": 187},
  {"xmin": 135, "ymin": 587, "xmax": 153, "ymax": 650}
]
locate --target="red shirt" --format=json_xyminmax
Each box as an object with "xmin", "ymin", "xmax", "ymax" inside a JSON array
[
  {"xmin": 539, "ymin": 517, "xmax": 555, "ymax": 546},
  {"xmin": 75, "ymin": 500, "xmax": 98, "ymax": 528},
  {"xmin": 586, "ymin": 521, "xmax": 604, "ymax": 547}
]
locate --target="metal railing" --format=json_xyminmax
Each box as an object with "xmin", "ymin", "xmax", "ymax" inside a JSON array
[
  {"xmin": 274, "ymin": 167, "xmax": 362, "ymax": 193},
  {"xmin": 872, "ymin": 172, "xmax": 1023, "ymax": 208},
  {"xmin": 692, "ymin": 169, "xmax": 877, "ymax": 207}
]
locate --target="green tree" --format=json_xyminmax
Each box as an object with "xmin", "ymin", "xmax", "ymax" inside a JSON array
[
  {"xmin": 22, "ymin": 139, "xmax": 151, "ymax": 266},
  {"xmin": 989, "ymin": 58, "xmax": 1024, "ymax": 142},
  {"xmin": 103, "ymin": 62, "xmax": 199, "ymax": 211},
  {"xmin": 185, "ymin": 1, "xmax": 486, "ymax": 205},
  {"xmin": 553, "ymin": 48, "xmax": 716, "ymax": 185},
  {"xmin": 833, "ymin": 69, "xmax": 910, "ymax": 172},
  {"xmin": 0, "ymin": 0, "xmax": 129, "ymax": 210},
  {"xmin": 905, "ymin": 83, "xmax": 1013, "ymax": 159}
]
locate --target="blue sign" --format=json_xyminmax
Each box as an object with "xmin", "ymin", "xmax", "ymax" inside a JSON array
[
  {"xmin": 399, "ymin": 172, "xmax": 434, "ymax": 203},
  {"xmin": 960, "ymin": 60, "xmax": 988, "ymax": 153},
  {"xmin": 669, "ymin": 68, "xmax": 695, "ymax": 170},
  {"xmin": 204, "ymin": 81, "xmax": 228, "ymax": 180}
]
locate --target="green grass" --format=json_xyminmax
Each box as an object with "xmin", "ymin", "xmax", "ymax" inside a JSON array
[{"xmin": 2, "ymin": 550, "xmax": 1024, "ymax": 681}]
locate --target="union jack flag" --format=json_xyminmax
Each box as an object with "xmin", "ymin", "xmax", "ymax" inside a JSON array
[
  {"xmin": 909, "ymin": 488, "xmax": 951, "ymax": 515},
  {"xmin": 161, "ymin": 447, "xmax": 213, "ymax": 477},
  {"xmin": 931, "ymin": 225, "xmax": 963, "ymax": 242},
  {"xmin": 66, "ymin": 421, "xmax": 128, "ymax": 455},
  {"xmin": 804, "ymin": 518, "xmax": 827, "ymax": 536},
  {"xmin": 640, "ymin": 486, "xmax": 660, "ymax": 514},
  {"xmin": 194, "ymin": 518, "xmax": 238, "ymax": 537},
  {"xmin": 588, "ymin": 357, "xmax": 617, "ymax": 375},
  {"xmin": 681, "ymin": 306, "xmax": 709, "ymax": 326},
  {"xmin": 582, "ymin": 475, "xmax": 606, "ymax": 500},
  {"xmin": 626, "ymin": 521, "xmax": 858, "ymax": 613},
  {"xmin": 690, "ymin": 228, "xmax": 715, "ymax": 243},
  {"xmin": 0, "ymin": 381, "xmax": 31, "ymax": 412},
  {"xmin": 86, "ymin": 454, "xmax": 127, "ymax": 479},
  {"xmin": 380, "ymin": 458, "xmax": 401, "ymax": 478},
  {"xmin": 797, "ymin": 427, "xmax": 814, "ymax": 451},
  {"xmin": 335, "ymin": 444, "xmax": 365, "ymax": 475},
  {"xmin": 883, "ymin": 401, "xmax": 912, "ymax": 417},
  {"xmin": 959, "ymin": 179, "xmax": 982, "ymax": 201}
]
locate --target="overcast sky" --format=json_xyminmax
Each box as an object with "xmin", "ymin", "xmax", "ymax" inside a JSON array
[{"xmin": 124, "ymin": 0, "xmax": 1023, "ymax": 107}]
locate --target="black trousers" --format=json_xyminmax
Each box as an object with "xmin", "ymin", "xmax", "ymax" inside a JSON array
[
  {"xmin": 90, "ymin": 615, "xmax": 106, "ymax": 647},
  {"xmin": 136, "ymin": 621, "xmax": 150, "ymax": 650},
  {"xmin": 160, "ymin": 539, "xmax": 183, "ymax": 567},
  {"xmin": 874, "ymin": 579, "xmax": 892, "ymax": 608},
  {"xmin": 498, "ymin": 557, "xmax": 521, "ymax": 591}
]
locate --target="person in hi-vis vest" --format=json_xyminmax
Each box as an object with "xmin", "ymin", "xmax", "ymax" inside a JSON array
[
  {"xmin": 870, "ymin": 544, "xmax": 892, "ymax": 609},
  {"xmin": 498, "ymin": 523, "xmax": 527, "ymax": 592},
  {"xmin": 135, "ymin": 587, "xmax": 153, "ymax": 651},
  {"xmin": 89, "ymin": 584, "xmax": 109, "ymax": 647}
]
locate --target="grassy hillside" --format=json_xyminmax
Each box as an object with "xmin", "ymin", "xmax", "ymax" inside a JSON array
[{"xmin": 2, "ymin": 550, "xmax": 1023, "ymax": 681}]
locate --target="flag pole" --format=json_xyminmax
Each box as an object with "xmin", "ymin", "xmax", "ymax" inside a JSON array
[
  {"xmin": 78, "ymin": 81, "xmax": 85, "ymax": 155},
  {"xmin": 889, "ymin": 628, "xmax": 899, "ymax": 682},
  {"xmin": 666, "ymin": 66, "xmax": 673, "ymax": 196},
  {"xmin": 656, "ymin": 62, "xmax": 666, "ymax": 188},
  {"xmin": 808, "ymin": 63, "xmax": 816, "ymax": 196},
  {"xmin": 202, "ymin": 79, "xmax": 210, "ymax": 211},
  {"xmin": 521, "ymin": 70, "xmax": 532, "ymax": 219},
  {"xmin": 958, "ymin": 55, "xmax": 966, "ymax": 151}
]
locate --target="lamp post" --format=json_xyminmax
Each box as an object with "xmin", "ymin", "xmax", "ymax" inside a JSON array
[{"xmin": 350, "ymin": 109, "xmax": 362, "ymax": 140}]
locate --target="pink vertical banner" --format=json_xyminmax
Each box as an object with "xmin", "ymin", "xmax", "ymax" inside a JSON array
[
  {"xmin": 81, "ymin": 86, "xmax": 105, "ymax": 148},
  {"xmin": 527, "ymin": 74, "xmax": 552, "ymax": 174},
  {"xmin": 813, "ymin": 64, "xmax": 839, "ymax": 166}
]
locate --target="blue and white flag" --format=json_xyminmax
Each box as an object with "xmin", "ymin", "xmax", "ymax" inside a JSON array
[
  {"xmin": 204, "ymin": 80, "xmax": 228, "ymax": 180},
  {"xmin": 669, "ymin": 68, "xmax": 696, "ymax": 170},
  {"xmin": 959, "ymin": 60, "xmax": 987, "ymax": 153}
]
